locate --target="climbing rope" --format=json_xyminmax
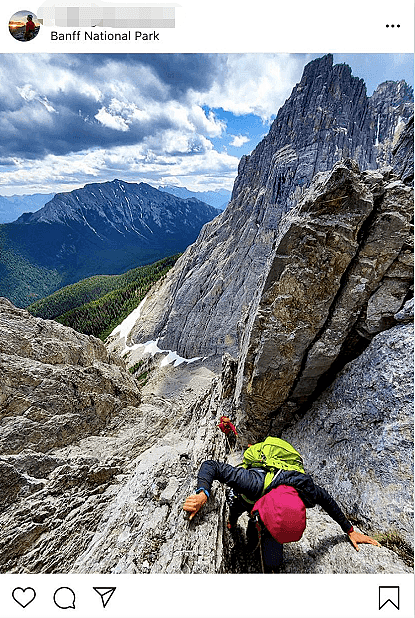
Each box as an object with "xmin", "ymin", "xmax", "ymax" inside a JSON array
[{"xmin": 254, "ymin": 518, "xmax": 265, "ymax": 574}]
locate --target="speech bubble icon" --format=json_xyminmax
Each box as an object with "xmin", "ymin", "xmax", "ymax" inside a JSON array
[
  {"xmin": 54, "ymin": 587, "xmax": 76, "ymax": 610},
  {"xmin": 12, "ymin": 587, "xmax": 36, "ymax": 608}
]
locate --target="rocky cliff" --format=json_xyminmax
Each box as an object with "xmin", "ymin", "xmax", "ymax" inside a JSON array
[
  {"xmin": 0, "ymin": 297, "xmax": 227, "ymax": 573},
  {"xmin": 0, "ymin": 55, "xmax": 413, "ymax": 576},
  {"xmin": 125, "ymin": 55, "xmax": 412, "ymax": 361},
  {"xmin": 233, "ymin": 160, "xmax": 413, "ymax": 441},
  {"xmin": 283, "ymin": 309, "xmax": 414, "ymax": 554},
  {"xmin": 0, "ymin": 297, "xmax": 412, "ymax": 574}
]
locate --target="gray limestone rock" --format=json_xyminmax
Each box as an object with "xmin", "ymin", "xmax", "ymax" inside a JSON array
[
  {"xmin": 233, "ymin": 162, "xmax": 413, "ymax": 440},
  {"xmin": 391, "ymin": 115, "xmax": 414, "ymax": 185},
  {"xmin": 395, "ymin": 298, "xmax": 414, "ymax": 323},
  {"xmin": 0, "ymin": 462, "xmax": 35, "ymax": 512},
  {"xmin": 0, "ymin": 282, "xmax": 412, "ymax": 574},
  {"xmin": 68, "ymin": 365, "xmax": 227, "ymax": 575},
  {"xmin": 371, "ymin": 82, "xmax": 414, "ymax": 169},
  {"xmin": 0, "ymin": 297, "xmax": 120, "ymax": 367},
  {"xmin": 0, "ymin": 300, "xmax": 228, "ymax": 574},
  {"xmin": 282, "ymin": 323, "xmax": 414, "ymax": 553},
  {"xmin": 0, "ymin": 297, "xmax": 141, "ymax": 456},
  {"xmin": 280, "ymin": 509, "xmax": 411, "ymax": 574}
]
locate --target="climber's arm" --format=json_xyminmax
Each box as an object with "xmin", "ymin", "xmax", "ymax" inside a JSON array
[
  {"xmin": 183, "ymin": 460, "xmax": 264, "ymax": 520},
  {"xmin": 314, "ymin": 484, "xmax": 381, "ymax": 551},
  {"xmin": 183, "ymin": 491, "xmax": 208, "ymax": 520},
  {"xmin": 347, "ymin": 529, "xmax": 381, "ymax": 551}
]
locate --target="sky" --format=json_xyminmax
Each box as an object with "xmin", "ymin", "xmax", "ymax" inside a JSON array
[
  {"xmin": 0, "ymin": 53, "xmax": 413, "ymax": 196},
  {"xmin": 9, "ymin": 10, "xmax": 40, "ymax": 24}
]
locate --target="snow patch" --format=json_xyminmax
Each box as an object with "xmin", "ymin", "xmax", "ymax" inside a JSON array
[
  {"xmin": 394, "ymin": 115, "xmax": 405, "ymax": 135},
  {"xmin": 112, "ymin": 297, "xmax": 146, "ymax": 338},
  {"xmin": 110, "ymin": 299, "xmax": 201, "ymax": 367},
  {"xmin": 375, "ymin": 114, "xmax": 380, "ymax": 146}
]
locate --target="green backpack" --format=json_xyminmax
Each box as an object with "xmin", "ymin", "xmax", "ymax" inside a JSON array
[{"xmin": 240, "ymin": 437, "xmax": 305, "ymax": 502}]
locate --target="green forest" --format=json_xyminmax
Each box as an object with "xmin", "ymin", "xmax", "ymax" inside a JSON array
[{"xmin": 28, "ymin": 254, "xmax": 180, "ymax": 340}]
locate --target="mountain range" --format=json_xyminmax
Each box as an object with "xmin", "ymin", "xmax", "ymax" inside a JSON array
[
  {"xmin": 158, "ymin": 185, "xmax": 230, "ymax": 210},
  {"xmin": 0, "ymin": 193, "xmax": 55, "ymax": 224},
  {"xmin": 0, "ymin": 180, "xmax": 220, "ymax": 307},
  {"xmin": 0, "ymin": 185, "xmax": 231, "ymax": 225}
]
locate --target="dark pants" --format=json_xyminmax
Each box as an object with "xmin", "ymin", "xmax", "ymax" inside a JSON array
[
  {"xmin": 247, "ymin": 518, "xmax": 284, "ymax": 572},
  {"xmin": 228, "ymin": 488, "xmax": 284, "ymax": 573}
]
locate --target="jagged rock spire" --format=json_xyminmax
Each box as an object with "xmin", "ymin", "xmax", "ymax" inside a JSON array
[{"xmin": 125, "ymin": 55, "xmax": 413, "ymax": 365}]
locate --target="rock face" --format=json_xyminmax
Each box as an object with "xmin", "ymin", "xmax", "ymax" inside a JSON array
[
  {"xmin": 0, "ymin": 298, "xmax": 139, "ymax": 456},
  {"xmin": 0, "ymin": 297, "xmax": 227, "ymax": 573},
  {"xmin": 392, "ymin": 115, "xmax": 414, "ymax": 184},
  {"xmin": 71, "ymin": 373, "xmax": 225, "ymax": 574},
  {"xmin": 283, "ymin": 315, "xmax": 414, "ymax": 553},
  {"xmin": 233, "ymin": 161, "xmax": 413, "ymax": 440},
  {"xmin": 370, "ymin": 80, "xmax": 414, "ymax": 168},
  {"xmin": 128, "ymin": 55, "xmax": 412, "ymax": 361},
  {"xmin": 0, "ymin": 297, "xmax": 412, "ymax": 575},
  {"xmin": 0, "ymin": 294, "xmax": 411, "ymax": 573}
]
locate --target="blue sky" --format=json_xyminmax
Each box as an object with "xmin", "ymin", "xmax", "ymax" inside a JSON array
[{"xmin": 0, "ymin": 53, "xmax": 412, "ymax": 196}]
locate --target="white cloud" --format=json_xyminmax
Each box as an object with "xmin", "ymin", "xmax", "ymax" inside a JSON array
[
  {"xmin": 0, "ymin": 142, "xmax": 240, "ymax": 194},
  {"xmin": 230, "ymin": 134, "xmax": 250, "ymax": 147},
  {"xmin": 17, "ymin": 84, "xmax": 58, "ymax": 113},
  {"xmin": 197, "ymin": 54, "xmax": 305, "ymax": 121},
  {"xmin": 188, "ymin": 106, "xmax": 225, "ymax": 137},
  {"xmin": 94, "ymin": 93, "xmax": 225, "ymax": 141},
  {"xmin": 80, "ymin": 83, "xmax": 104, "ymax": 102},
  {"xmin": 1, "ymin": 54, "xmax": 310, "ymax": 195},
  {"xmin": 94, "ymin": 106, "xmax": 129, "ymax": 131}
]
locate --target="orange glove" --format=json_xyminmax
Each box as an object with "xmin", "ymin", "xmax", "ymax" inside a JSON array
[
  {"xmin": 183, "ymin": 492, "xmax": 207, "ymax": 520},
  {"xmin": 348, "ymin": 529, "xmax": 381, "ymax": 551}
]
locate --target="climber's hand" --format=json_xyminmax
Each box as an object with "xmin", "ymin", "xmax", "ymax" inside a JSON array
[
  {"xmin": 183, "ymin": 492, "xmax": 207, "ymax": 520},
  {"xmin": 348, "ymin": 529, "xmax": 381, "ymax": 551}
]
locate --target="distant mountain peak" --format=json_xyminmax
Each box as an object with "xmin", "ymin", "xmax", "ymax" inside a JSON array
[
  {"xmin": 2, "ymin": 181, "xmax": 220, "ymax": 306},
  {"xmin": 158, "ymin": 185, "xmax": 231, "ymax": 210}
]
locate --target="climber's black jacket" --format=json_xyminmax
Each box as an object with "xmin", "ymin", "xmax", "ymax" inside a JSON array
[{"xmin": 196, "ymin": 460, "xmax": 353, "ymax": 534}]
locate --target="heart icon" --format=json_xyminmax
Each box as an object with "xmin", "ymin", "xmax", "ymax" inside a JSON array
[{"xmin": 12, "ymin": 587, "xmax": 36, "ymax": 608}]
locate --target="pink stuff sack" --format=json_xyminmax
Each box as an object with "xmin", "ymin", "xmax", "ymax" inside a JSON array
[{"xmin": 253, "ymin": 485, "xmax": 306, "ymax": 543}]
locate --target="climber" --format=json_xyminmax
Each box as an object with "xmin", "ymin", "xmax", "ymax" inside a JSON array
[
  {"xmin": 217, "ymin": 415, "xmax": 238, "ymax": 437},
  {"xmin": 24, "ymin": 15, "xmax": 36, "ymax": 39},
  {"xmin": 183, "ymin": 444, "xmax": 381, "ymax": 573},
  {"xmin": 217, "ymin": 415, "xmax": 238, "ymax": 451}
]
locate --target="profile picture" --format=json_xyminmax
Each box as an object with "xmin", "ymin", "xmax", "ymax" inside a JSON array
[{"xmin": 9, "ymin": 10, "xmax": 40, "ymax": 41}]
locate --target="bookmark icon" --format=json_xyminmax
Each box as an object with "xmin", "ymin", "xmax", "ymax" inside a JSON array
[
  {"xmin": 93, "ymin": 587, "xmax": 116, "ymax": 608},
  {"xmin": 379, "ymin": 586, "xmax": 400, "ymax": 611}
]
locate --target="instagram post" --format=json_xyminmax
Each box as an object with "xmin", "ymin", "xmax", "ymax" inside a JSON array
[{"xmin": 0, "ymin": 1, "xmax": 413, "ymax": 617}]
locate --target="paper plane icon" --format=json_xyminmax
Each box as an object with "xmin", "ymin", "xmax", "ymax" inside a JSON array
[{"xmin": 93, "ymin": 587, "xmax": 116, "ymax": 608}]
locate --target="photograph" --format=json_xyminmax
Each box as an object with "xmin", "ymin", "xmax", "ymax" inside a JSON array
[
  {"xmin": 8, "ymin": 10, "xmax": 40, "ymax": 41},
  {"xmin": 0, "ymin": 2, "xmax": 413, "ymax": 618}
]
